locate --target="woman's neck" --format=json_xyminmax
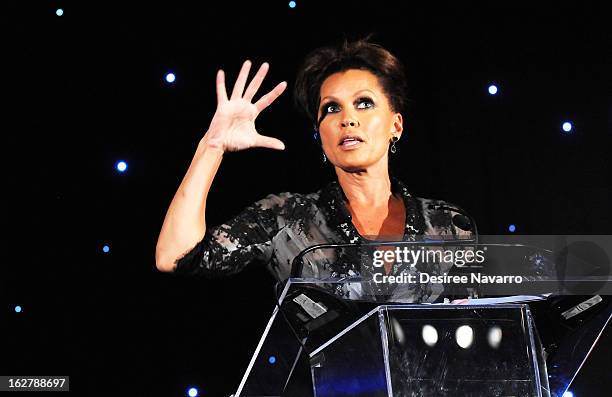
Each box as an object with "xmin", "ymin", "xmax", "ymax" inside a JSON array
[{"xmin": 335, "ymin": 167, "xmax": 394, "ymax": 208}]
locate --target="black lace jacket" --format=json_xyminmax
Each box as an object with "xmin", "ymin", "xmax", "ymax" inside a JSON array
[{"xmin": 175, "ymin": 178, "xmax": 473, "ymax": 298}]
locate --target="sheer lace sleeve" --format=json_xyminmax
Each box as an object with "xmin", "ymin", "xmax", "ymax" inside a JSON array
[{"xmin": 173, "ymin": 193, "xmax": 289, "ymax": 277}]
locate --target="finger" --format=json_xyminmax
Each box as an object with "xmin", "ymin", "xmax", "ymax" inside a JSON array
[
  {"xmin": 243, "ymin": 62, "xmax": 269, "ymax": 102},
  {"xmin": 254, "ymin": 81, "xmax": 287, "ymax": 113},
  {"xmin": 216, "ymin": 70, "xmax": 228, "ymax": 103},
  {"xmin": 254, "ymin": 135, "xmax": 285, "ymax": 151},
  {"xmin": 451, "ymin": 298, "xmax": 470, "ymax": 305},
  {"xmin": 230, "ymin": 60, "xmax": 252, "ymax": 100}
]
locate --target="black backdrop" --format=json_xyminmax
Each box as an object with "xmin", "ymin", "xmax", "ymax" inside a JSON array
[{"xmin": 2, "ymin": 1, "xmax": 611, "ymax": 396}]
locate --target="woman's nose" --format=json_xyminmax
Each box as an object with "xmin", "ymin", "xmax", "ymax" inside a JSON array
[{"xmin": 340, "ymin": 117, "xmax": 360, "ymax": 128}]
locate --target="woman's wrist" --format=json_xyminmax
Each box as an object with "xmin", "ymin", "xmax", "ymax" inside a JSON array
[{"xmin": 198, "ymin": 133, "xmax": 225, "ymax": 156}]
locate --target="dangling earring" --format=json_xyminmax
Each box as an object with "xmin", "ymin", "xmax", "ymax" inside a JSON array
[
  {"xmin": 390, "ymin": 136, "xmax": 399, "ymax": 154},
  {"xmin": 313, "ymin": 129, "xmax": 326, "ymax": 163}
]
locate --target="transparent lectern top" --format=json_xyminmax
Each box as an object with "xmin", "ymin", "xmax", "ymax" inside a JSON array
[{"xmin": 235, "ymin": 237, "xmax": 612, "ymax": 397}]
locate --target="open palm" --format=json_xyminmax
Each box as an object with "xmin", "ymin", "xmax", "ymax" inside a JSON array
[{"xmin": 206, "ymin": 60, "xmax": 287, "ymax": 152}]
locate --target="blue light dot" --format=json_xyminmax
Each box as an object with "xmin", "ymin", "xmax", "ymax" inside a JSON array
[
  {"xmin": 15, "ymin": 305, "xmax": 22, "ymax": 313},
  {"xmin": 562, "ymin": 391, "xmax": 573, "ymax": 397},
  {"xmin": 102, "ymin": 245, "xmax": 110, "ymax": 253},
  {"xmin": 116, "ymin": 161, "xmax": 127, "ymax": 172},
  {"xmin": 165, "ymin": 73, "xmax": 176, "ymax": 83},
  {"xmin": 289, "ymin": 1, "xmax": 297, "ymax": 8},
  {"xmin": 508, "ymin": 224, "xmax": 516, "ymax": 233},
  {"xmin": 56, "ymin": 9, "xmax": 64, "ymax": 17},
  {"xmin": 488, "ymin": 84, "xmax": 498, "ymax": 95},
  {"xmin": 562, "ymin": 121, "xmax": 573, "ymax": 133},
  {"xmin": 187, "ymin": 387, "xmax": 198, "ymax": 397},
  {"xmin": 268, "ymin": 355, "xmax": 277, "ymax": 364}
]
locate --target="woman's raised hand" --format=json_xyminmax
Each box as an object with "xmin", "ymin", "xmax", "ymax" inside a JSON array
[{"xmin": 205, "ymin": 60, "xmax": 287, "ymax": 152}]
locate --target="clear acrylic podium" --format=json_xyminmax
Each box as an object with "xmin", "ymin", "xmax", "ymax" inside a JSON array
[
  {"xmin": 310, "ymin": 304, "xmax": 548, "ymax": 397},
  {"xmin": 234, "ymin": 239, "xmax": 612, "ymax": 397}
]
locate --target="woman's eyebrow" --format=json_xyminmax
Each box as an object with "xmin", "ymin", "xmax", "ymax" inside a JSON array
[
  {"xmin": 353, "ymin": 89, "xmax": 377, "ymax": 98},
  {"xmin": 320, "ymin": 95, "xmax": 338, "ymax": 103},
  {"xmin": 320, "ymin": 89, "xmax": 377, "ymax": 103}
]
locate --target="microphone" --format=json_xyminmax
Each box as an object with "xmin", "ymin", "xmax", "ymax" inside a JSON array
[
  {"xmin": 428, "ymin": 204, "xmax": 479, "ymax": 239},
  {"xmin": 451, "ymin": 214, "xmax": 472, "ymax": 231}
]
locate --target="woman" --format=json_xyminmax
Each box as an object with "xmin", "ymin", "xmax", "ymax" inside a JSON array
[{"xmin": 155, "ymin": 39, "xmax": 472, "ymax": 300}]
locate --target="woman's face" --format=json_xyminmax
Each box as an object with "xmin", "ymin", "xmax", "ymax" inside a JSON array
[{"xmin": 317, "ymin": 69, "xmax": 403, "ymax": 172}]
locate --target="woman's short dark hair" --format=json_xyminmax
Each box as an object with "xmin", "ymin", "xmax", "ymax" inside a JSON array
[{"xmin": 294, "ymin": 38, "xmax": 408, "ymax": 128}]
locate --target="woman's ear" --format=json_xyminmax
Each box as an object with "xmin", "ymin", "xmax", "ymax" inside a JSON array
[{"xmin": 392, "ymin": 113, "xmax": 404, "ymax": 138}]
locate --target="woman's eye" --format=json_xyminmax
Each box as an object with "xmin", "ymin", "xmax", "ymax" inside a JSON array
[
  {"xmin": 324, "ymin": 103, "xmax": 340, "ymax": 113},
  {"xmin": 356, "ymin": 98, "xmax": 374, "ymax": 109}
]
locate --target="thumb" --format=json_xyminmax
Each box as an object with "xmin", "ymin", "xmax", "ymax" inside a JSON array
[{"xmin": 255, "ymin": 134, "xmax": 285, "ymax": 151}]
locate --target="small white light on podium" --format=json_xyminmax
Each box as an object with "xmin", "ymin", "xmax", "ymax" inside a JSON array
[
  {"xmin": 456, "ymin": 325, "xmax": 474, "ymax": 349},
  {"xmin": 15, "ymin": 305, "xmax": 22, "ymax": 313},
  {"xmin": 289, "ymin": 1, "xmax": 297, "ymax": 8},
  {"xmin": 488, "ymin": 84, "xmax": 498, "ymax": 95},
  {"xmin": 487, "ymin": 326, "xmax": 502, "ymax": 349},
  {"xmin": 166, "ymin": 73, "xmax": 176, "ymax": 84},
  {"xmin": 422, "ymin": 324, "xmax": 438, "ymax": 347},
  {"xmin": 187, "ymin": 387, "xmax": 198, "ymax": 397},
  {"xmin": 116, "ymin": 161, "xmax": 127, "ymax": 172},
  {"xmin": 56, "ymin": 9, "xmax": 64, "ymax": 17}
]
